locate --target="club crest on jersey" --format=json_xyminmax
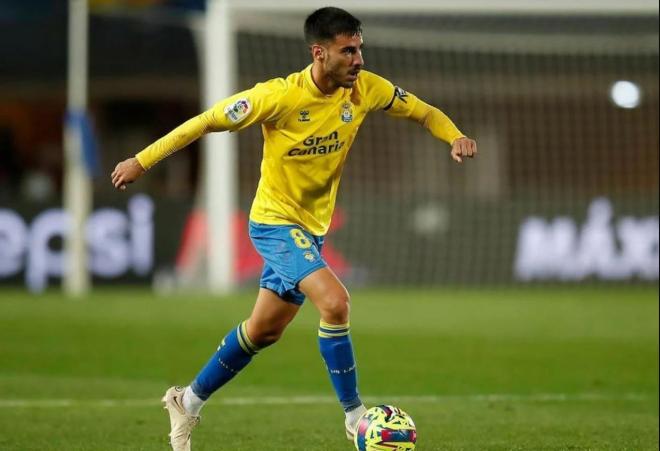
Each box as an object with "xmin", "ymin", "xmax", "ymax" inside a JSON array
[
  {"xmin": 298, "ymin": 110, "xmax": 311, "ymax": 122},
  {"xmin": 224, "ymin": 98, "xmax": 251, "ymax": 124},
  {"xmin": 340, "ymin": 102, "xmax": 353, "ymax": 123}
]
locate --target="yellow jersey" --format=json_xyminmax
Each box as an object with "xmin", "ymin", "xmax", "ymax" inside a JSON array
[{"xmin": 136, "ymin": 65, "xmax": 464, "ymax": 235}]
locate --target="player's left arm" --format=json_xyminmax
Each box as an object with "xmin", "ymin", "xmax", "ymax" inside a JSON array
[
  {"xmin": 365, "ymin": 72, "xmax": 476, "ymax": 163},
  {"xmin": 406, "ymin": 98, "xmax": 477, "ymax": 164}
]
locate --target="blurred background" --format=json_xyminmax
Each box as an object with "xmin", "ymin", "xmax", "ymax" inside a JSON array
[
  {"xmin": 0, "ymin": 0, "xmax": 657, "ymax": 292},
  {"xmin": 0, "ymin": 2, "xmax": 657, "ymax": 449}
]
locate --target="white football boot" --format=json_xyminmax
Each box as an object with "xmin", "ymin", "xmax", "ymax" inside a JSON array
[
  {"xmin": 345, "ymin": 404, "xmax": 367, "ymax": 440},
  {"xmin": 162, "ymin": 386, "xmax": 200, "ymax": 451}
]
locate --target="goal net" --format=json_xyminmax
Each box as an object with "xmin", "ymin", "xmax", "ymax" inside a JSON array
[{"xmin": 208, "ymin": 3, "xmax": 658, "ymax": 288}]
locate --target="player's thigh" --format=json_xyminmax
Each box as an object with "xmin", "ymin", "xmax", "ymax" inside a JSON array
[
  {"xmin": 247, "ymin": 288, "xmax": 301, "ymax": 341},
  {"xmin": 298, "ymin": 267, "xmax": 350, "ymax": 321}
]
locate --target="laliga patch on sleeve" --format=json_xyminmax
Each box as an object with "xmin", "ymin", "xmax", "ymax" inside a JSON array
[{"xmin": 224, "ymin": 98, "xmax": 252, "ymax": 124}]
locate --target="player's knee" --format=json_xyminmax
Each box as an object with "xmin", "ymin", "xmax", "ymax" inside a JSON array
[
  {"xmin": 322, "ymin": 290, "xmax": 351, "ymax": 323},
  {"xmin": 249, "ymin": 324, "xmax": 286, "ymax": 348}
]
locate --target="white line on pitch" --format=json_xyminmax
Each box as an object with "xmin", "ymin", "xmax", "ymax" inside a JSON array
[{"xmin": 0, "ymin": 393, "xmax": 652, "ymax": 408}]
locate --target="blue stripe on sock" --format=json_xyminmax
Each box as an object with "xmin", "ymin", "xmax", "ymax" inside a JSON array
[{"xmin": 319, "ymin": 326, "xmax": 349, "ymax": 335}]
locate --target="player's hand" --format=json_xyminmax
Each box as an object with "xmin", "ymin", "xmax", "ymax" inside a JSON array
[
  {"xmin": 111, "ymin": 157, "xmax": 145, "ymax": 191},
  {"xmin": 450, "ymin": 137, "xmax": 477, "ymax": 163}
]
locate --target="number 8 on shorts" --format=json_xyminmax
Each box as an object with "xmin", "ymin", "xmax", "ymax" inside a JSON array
[{"xmin": 290, "ymin": 228, "xmax": 312, "ymax": 249}]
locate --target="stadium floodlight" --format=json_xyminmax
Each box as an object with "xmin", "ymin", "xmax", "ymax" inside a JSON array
[{"xmin": 610, "ymin": 81, "xmax": 642, "ymax": 109}]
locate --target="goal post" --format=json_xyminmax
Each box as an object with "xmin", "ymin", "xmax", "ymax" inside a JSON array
[
  {"xmin": 63, "ymin": 0, "xmax": 92, "ymax": 297},
  {"xmin": 203, "ymin": 0, "xmax": 238, "ymax": 294}
]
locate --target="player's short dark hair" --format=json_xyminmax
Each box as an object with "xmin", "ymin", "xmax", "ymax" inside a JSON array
[{"xmin": 304, "ymin": 7, "xmax": 362, "ymax": 45}]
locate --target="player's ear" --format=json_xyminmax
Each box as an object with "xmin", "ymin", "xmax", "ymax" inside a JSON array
[{"xmin": 311, "ymin": 44, "xmax": 325, "ymax": 62}]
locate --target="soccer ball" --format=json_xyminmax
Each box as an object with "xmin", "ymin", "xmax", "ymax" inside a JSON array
[{"xmin": 354, "ymin": 405, "xmax": 417, "ymax": 451}]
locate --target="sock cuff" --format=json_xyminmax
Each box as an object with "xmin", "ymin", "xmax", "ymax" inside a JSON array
[
  {"xmin": 343, "ymin": 396, "xmax": 364, "ymax": 413},
  {"xmin": 236, "ymin": 320, "xmax": 260, "ymax": 355},
  {"xmin": 190, "ymin": 381, "xmax": 211, "ymax": 401},
  {"xmin": 319, "ymin": 320, "xmax": 350, "ymax": 338}
]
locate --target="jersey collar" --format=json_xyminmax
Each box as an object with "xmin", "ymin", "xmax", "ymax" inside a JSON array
[{"xmin": 303, "ymin": 64, "xmax": 344, "ymax": 101}]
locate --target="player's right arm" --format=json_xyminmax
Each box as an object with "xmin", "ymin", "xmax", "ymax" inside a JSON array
[{"xmin": 111, "ymin": 78, "xmax": 293, "ymax": 190}]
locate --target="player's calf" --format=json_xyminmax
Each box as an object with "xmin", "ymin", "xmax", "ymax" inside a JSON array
[
  {"xmin": 317, "ymin": 320, "xmax": 365, "ymax": 435},
  {"xmin": 188, "ymin": 320, "xmax": 261, "ymax": 407}
]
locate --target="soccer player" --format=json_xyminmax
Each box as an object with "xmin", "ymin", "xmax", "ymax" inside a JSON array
[{"xmin": 111, "ymin": 7, "xmax": 476, "ymax": 450}]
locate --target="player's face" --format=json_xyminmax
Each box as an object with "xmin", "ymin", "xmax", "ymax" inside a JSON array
[{"xmin": 321, "ymin": 34, "xmax": 364, "ymax": 88}]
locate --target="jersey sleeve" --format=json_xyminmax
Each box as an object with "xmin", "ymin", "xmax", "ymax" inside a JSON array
[
  {"xmin": 204, "ymin": 77, "xmax": 295, "ymax": 132},
  {"xmin": 361, "ymin": 70, "xmax": 464, "ymax": 145},
  {"xmin": 135, "ymin": 78, "xmax": 294, "ymax": 170},
  {"xmin": 362, "ymin": 71, "xmax": 418, "ymax": 116}
]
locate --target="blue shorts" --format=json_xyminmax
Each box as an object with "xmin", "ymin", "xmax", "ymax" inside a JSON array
[{"xmin": 249, "ymin": 221, "xmax": 327, "ymax": 305}]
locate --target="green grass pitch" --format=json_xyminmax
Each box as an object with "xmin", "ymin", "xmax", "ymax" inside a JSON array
[{"xmin": 0, "ymin": 286, "xmax": 657, "ymax": 450}]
